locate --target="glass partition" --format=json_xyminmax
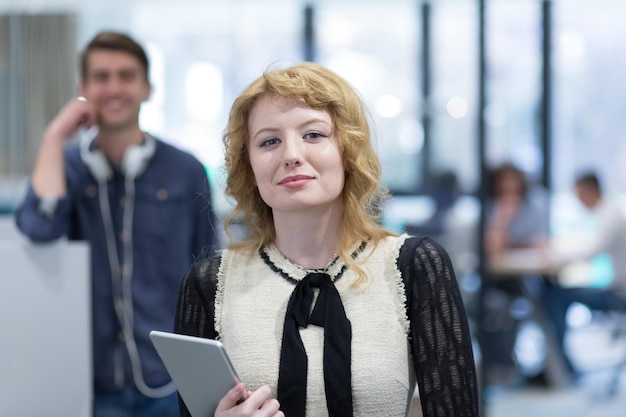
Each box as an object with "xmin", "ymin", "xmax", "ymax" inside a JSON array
[
  {"xmin": 485, "ymin": 0, "xmax": 542, "ymax": 180},
  {"xmin": 316, "ymin": 0, "xmax": 421, "ymax": 194},
  {"xmin": 431, "ymin": 0, "xmax": 479, "ymax": 193},
  {"xmin": 552, "ymin": 0, "xmax": 626, "ymax": 195}
]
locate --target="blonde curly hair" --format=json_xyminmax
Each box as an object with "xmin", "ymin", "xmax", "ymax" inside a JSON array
[{"xmin": 223, "ymin": 62, "xmax": 393, "ymax": 282}]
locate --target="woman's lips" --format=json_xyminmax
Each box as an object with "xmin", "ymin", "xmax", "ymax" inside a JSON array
[{"xmin": 279, "ymin": 175, "xmax": 314, "ymax": 188}]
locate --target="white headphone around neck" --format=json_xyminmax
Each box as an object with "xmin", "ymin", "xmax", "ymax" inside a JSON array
[
  {"xmin": 79, "ymin": 126, "xmax": 156, "ymax": 182},
  {"xmin": 78, "ymin": 125, "xmax": 174, "ymax": 398}
]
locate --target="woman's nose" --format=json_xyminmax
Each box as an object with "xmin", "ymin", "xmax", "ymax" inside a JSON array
[{"xmin": 282, "ymin": 137, "xmax": 303, "ymax": 167}]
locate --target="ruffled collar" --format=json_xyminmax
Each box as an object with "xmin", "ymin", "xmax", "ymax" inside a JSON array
[{"xmin": 260, "ymin": 241, "xmax": 367, "ymax": 284}]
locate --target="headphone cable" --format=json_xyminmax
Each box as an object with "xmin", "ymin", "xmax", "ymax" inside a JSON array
[{"xmin": 98, "ymin": 177, "xmax": 176, "ymax": 398}]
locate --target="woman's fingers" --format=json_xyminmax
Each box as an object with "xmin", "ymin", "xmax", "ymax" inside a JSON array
[
  {"xmin": 215, "ymin": 384, "xmax": 283, "ymax": 417},
  {"xmin": 215, "ymin": 382, "xmax": 247, "ymax": 415}
]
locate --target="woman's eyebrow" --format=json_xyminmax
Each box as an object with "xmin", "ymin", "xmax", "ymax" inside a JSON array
[{"xmin": 296, "ymin": 117, "xmax": 332, "ymax": 130}]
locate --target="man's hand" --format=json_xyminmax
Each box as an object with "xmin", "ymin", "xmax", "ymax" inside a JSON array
[{"xmin": 46, "ymin": 96, "xmax": 98, "ymax": 140}]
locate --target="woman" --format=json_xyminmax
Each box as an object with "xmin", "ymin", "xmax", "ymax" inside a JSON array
[
  {"xmin": 482, "ymin": 162, "xmax": 550, "ymax": 382},
  {"xmin": 485, "ymin": 162, "xmax": 549, "ymax": 256},
  {"xmin": 174, "ymin": 62, "xmax": 479, "ymax": 417}
]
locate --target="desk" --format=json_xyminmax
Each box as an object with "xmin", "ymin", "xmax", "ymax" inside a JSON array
[
  {"xmin": 482, "ymin": 248, "xmax": 571, "ymax": 389},
  {"xmin": 488, "ymin": 248, "xmax": 560, "ymax": 277},
  {"xmin": 0, "ymin": 232, "xmax": 92, "ymax": 417}
]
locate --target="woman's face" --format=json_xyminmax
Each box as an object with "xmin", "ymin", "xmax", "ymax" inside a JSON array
[
  {"xmin": 247, "ymin": 93, "xmax": 345, "ymax": 215},
  {"xmin": 496, "ymin": 171, "xmax": 524, "ymax": 199}
]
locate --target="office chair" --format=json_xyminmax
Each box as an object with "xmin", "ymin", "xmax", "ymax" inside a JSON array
[{"xmin": 605, "ymin": 304, "xmax": 626, "ymax": 397}]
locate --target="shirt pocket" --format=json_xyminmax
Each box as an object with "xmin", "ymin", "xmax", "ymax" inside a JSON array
[{"xmin": 132, "ymin": 183, "xmax": 187, "ymax": 245}]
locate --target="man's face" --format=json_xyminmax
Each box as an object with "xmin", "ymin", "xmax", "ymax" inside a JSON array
[
  {"xmin": 575, "ymin": 183, "xmax": 598, "ymax": 209},
  {"xmin": 79, "ymin": 49, "xmax": 151, "ymax": 131}
]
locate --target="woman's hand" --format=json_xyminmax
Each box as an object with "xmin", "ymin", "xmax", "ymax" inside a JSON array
[{"xmin": 215, "ymin": 383, "xmax": 284, "ymax": 417}]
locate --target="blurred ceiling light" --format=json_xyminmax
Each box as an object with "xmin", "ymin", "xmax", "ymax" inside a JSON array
[
  {"xmin": 446, "ymin": 96, "xmax": 468, "ymax": 119},
  {"xmin": 376, "ymin": 94, "xmax": 403, "ymax": 118}
]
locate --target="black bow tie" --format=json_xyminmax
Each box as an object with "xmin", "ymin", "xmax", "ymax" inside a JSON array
[{"xmin": 277, "ymin": 272, "xmax": 353, "ymax": 417}]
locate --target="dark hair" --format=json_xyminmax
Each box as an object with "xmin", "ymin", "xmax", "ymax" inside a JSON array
[
  {"xmin": 575, "ymin": 171, "xmax": 601, "ymax": 193},
  {"xmin": 79, "ymin": 31, "xmax": 149, "ymax": 82},
  {"xmin": 488, "ymin": 162, "xmax": 528, "ymax": 198}
]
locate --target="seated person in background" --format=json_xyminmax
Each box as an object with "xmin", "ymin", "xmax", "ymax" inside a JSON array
[
  {"xmin": 485, "ymin": 162, "xmax": 549, "ymax": 256},
  {"xmin": 545, "ymin": 171, "xmax": 626, "ymax": 379},
  {"xmin": 482, "ymin": 162, "xmax": 550, "ymax": 381}
]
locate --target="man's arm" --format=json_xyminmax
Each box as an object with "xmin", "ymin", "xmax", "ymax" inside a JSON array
[
  {"xmin": 32, "ymin": 97, "xmax": 97, "ymax": 199},
  {"xmin": 14, "ymin": 97, "xmax": 97, "ymax": 242}
]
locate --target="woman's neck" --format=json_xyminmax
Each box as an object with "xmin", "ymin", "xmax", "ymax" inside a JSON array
[{"xmin": 273, "ymin": 206, "xmax": 342, "ymax": 270}]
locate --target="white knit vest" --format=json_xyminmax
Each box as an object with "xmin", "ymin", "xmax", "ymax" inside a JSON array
[{"xmin": 215, "ymin": 235, "xmax": 415, "ymax": 417}]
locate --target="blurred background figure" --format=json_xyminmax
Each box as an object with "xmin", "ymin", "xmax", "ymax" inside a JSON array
[
  {"xmin": 481, "ymin": 162, "xmax": 550, "ymax": 387},
  {"xmin": 404, "ymin": 171, "xmax": 479, "ymax": 274},
  {"xmin": 545, "ymin": 171, "xmax": 626, "ymax": 382},
  {"xmin": 13, "ymin": 31, "xmax": 220, "ymax": 417},
  {"xmin": 485, "ymin": 163, "xmax": 549, "ymax": 256},
  {"xmin": 413, "ymin": 171, "xmax": 460, "ymax": 238}
]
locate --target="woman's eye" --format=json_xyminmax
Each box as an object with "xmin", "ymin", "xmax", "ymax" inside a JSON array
[
  {"xmin": 260, "ymin": 138, "xmax": 280, "ymax": 147},
  {"xmin": 304, "ymin": 132, "xmax": 327, "ymax": 140}
]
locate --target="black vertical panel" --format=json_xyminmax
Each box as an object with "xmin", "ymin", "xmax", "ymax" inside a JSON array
[
  {"xmin": 420, "ymin": 1, "xmax": 432, "ymax": 184},
  {"xmin": 477, "ymin": 0, "xmax": 488, "ymax": 415},
  {"xmin": 477, "ymin": 2, "xmax": 487, "ymax": 253},
  {"xmin": 541, "ymin": 0, "xmax": 552, "ymax": 190},
  {"xmin": 303, "ymin": 4, "xmax": 315, "ymax": 62}
]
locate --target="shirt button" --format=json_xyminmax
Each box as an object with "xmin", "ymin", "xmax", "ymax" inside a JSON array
[
  {"xmin": 86, "ymin": 185, "xmax": 97, "ymax": 197},
  {"xmin": 120, "ymin": 230, "xmax": 130, "ymax": 242},
  {"xmin": 119, "ymin": 196, "xmax": 126, "ymax": 207},
  {"xmin": 156, "ymin": 188, "xmax": 168, "ymax": 201}
]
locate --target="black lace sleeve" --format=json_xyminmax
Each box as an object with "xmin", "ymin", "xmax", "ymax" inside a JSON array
[
  {"xmin": 173, "ymin": 254, "xmax": 222, "ymax": 417},
  {"xmin": 398, "ymin": 236, "xmax": 480, "ymax": 417}
]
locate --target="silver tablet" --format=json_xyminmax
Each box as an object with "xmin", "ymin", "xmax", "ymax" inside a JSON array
[{"xmin": 149, "ymin": 330, "xmax": 241, "ymax": 417}]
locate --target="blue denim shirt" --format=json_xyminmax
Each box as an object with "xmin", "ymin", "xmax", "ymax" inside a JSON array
[{"xmin": 14, "ymin": 135, "xmax": 220, "ymax": 392}]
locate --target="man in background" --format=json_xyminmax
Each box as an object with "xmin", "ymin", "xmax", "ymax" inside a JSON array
[
  {"xmin": 546, "ymin": 171, "xmax": 626, "ymax": 380},
  {"xmin": 14, "ymin": 31, "xmax": 219, "ymax": 416}
]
